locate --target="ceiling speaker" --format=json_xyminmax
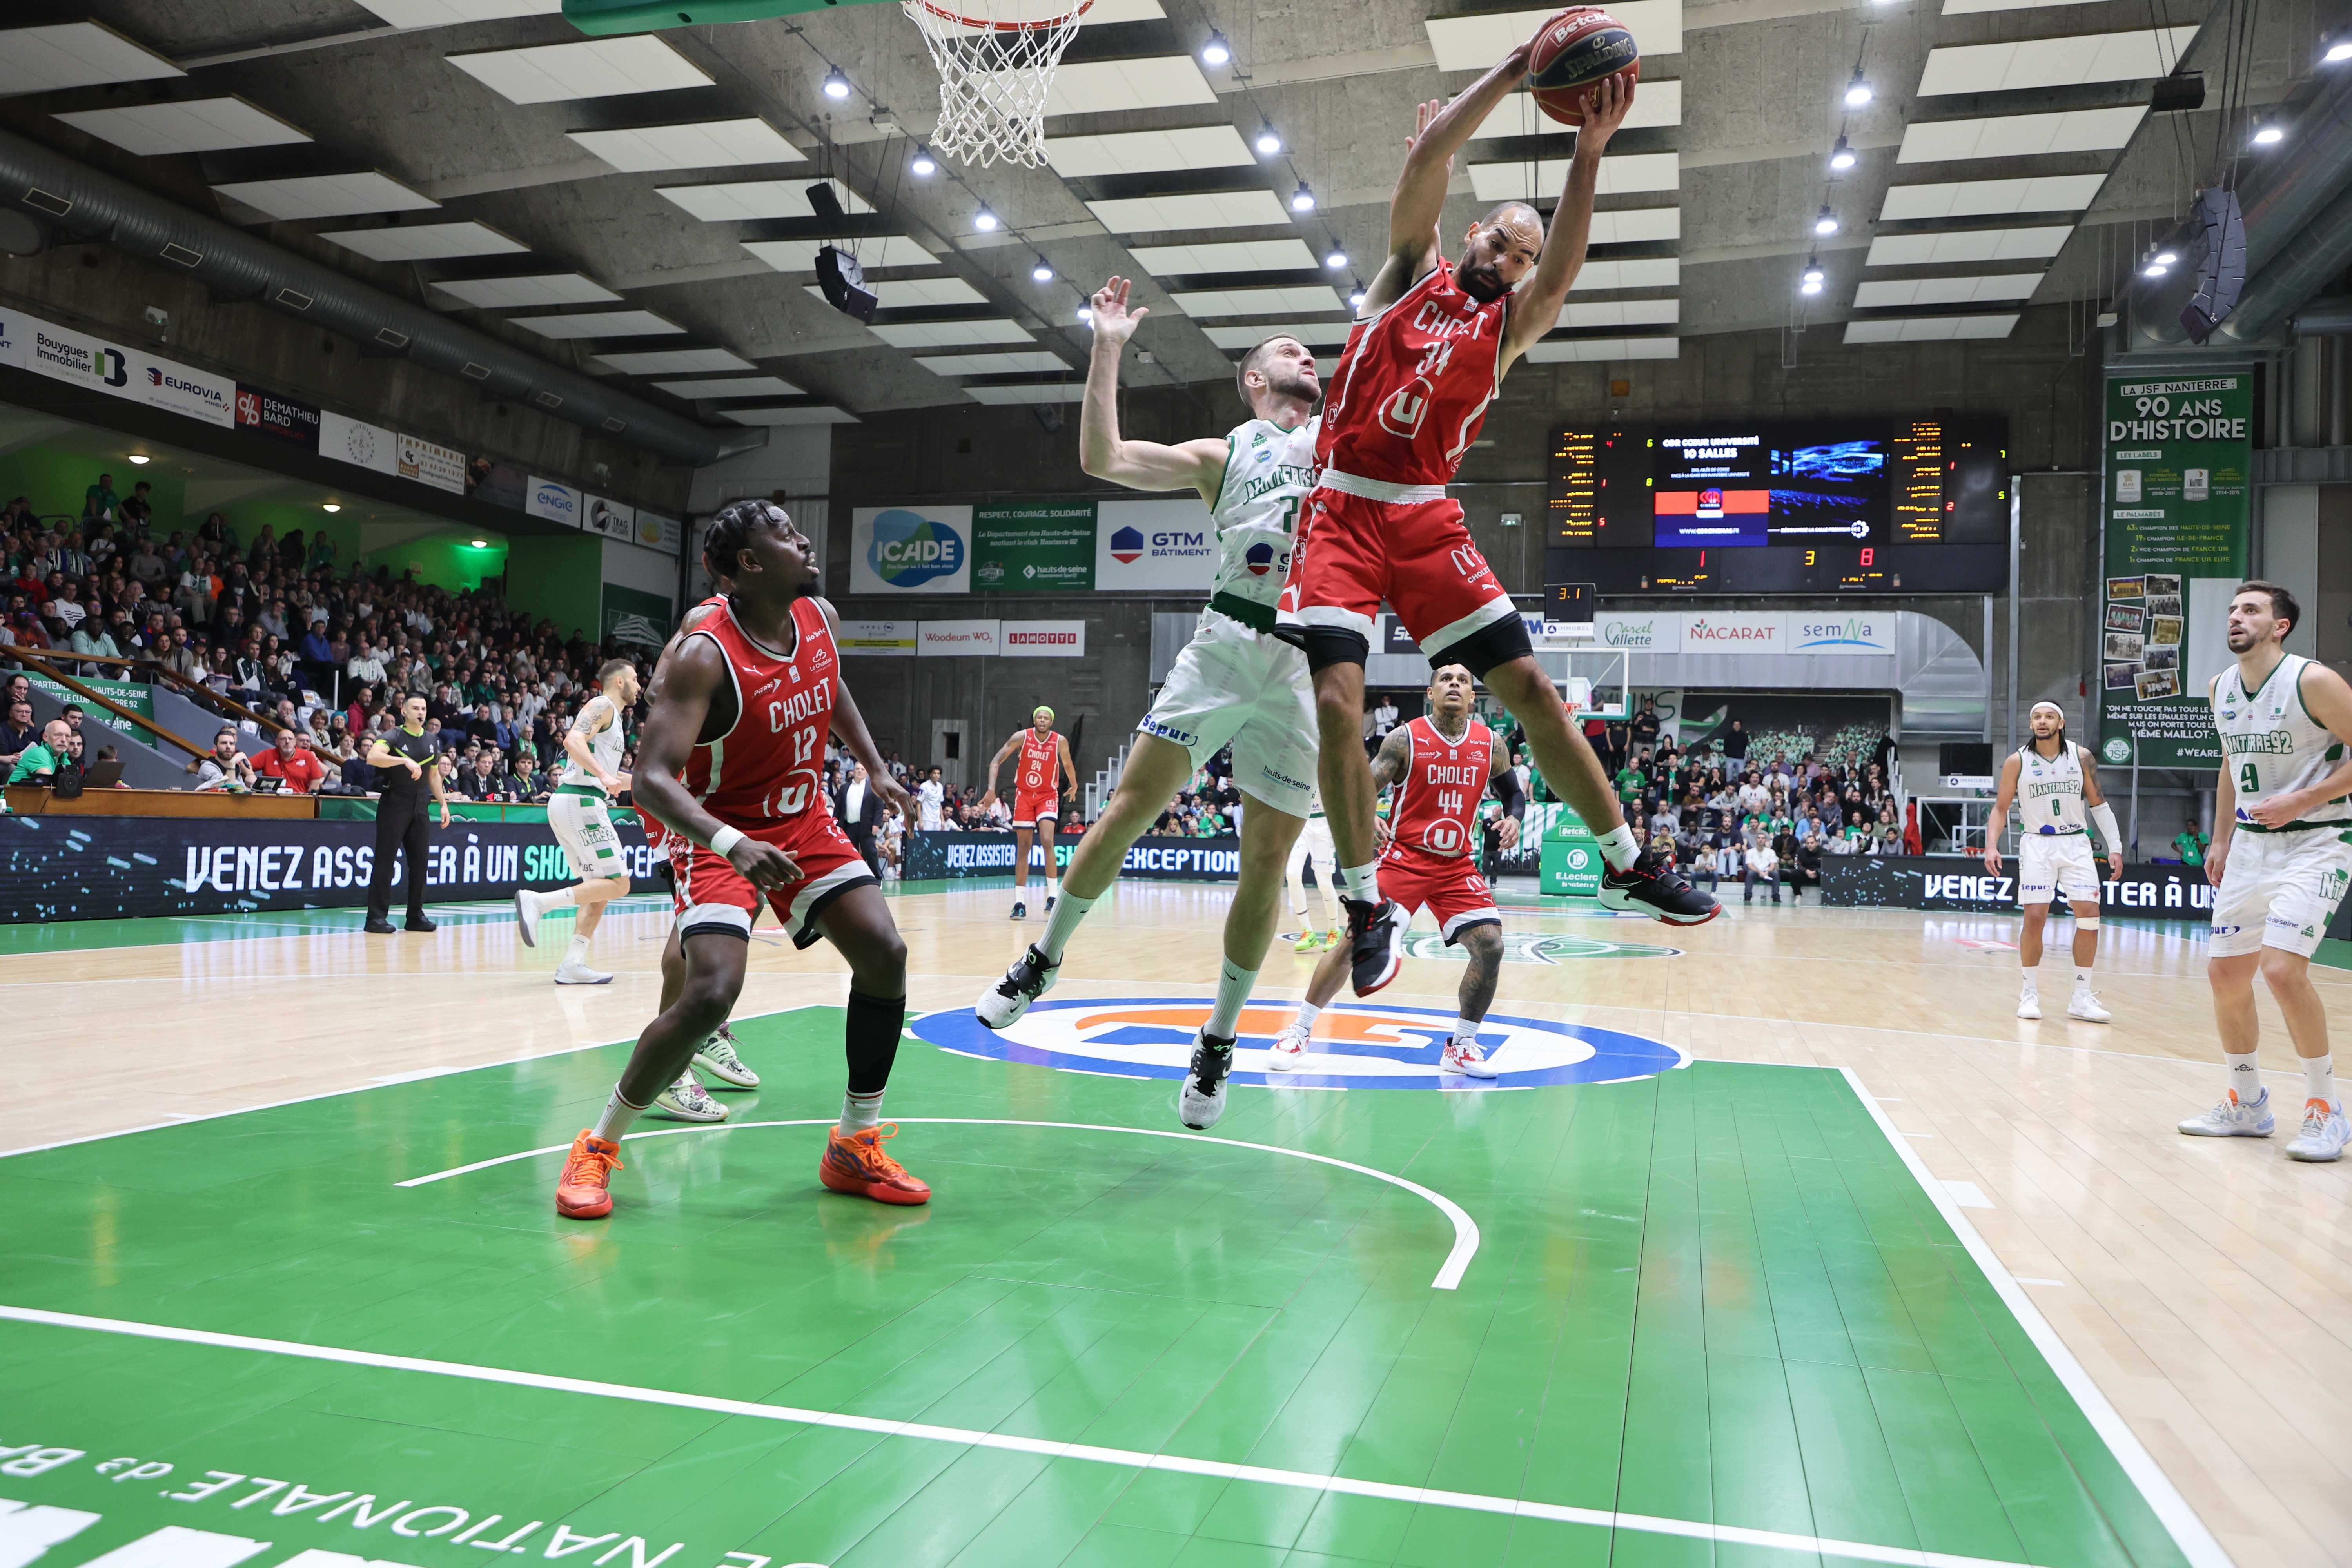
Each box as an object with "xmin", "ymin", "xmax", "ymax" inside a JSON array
[
  {"xmin": 2179, "ymin": 187, "xmax": 2247, "ymax": 344},
  {"xmin": 815, "ymin": 243, "xmax": 877, "ymax": 323}
]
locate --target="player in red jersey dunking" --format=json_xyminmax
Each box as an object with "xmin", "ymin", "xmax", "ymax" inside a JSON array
[
  {"xmin": 554, "ymin": 500, "xmax": 929, "ymax": 1220},
  {"xmin": 1271, "ymin": 666, "xmax": 1519, "ymax": 1076},
  {"xmin": 1275, "ymin": 58, "xmax": 1717, "ymax": 996},
  {"xmin": 980, "ymin": 706, "xmax": 1076, "ymax": 920}
]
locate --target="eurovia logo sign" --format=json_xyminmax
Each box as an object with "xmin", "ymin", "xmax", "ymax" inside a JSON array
[
  {"xmin": 868, "ymin": 508, "xmax": 966, "ymax": 587},
  {"xmin": 915, "ymin": 996, "xmax": 1688, "ymax": 1091}
]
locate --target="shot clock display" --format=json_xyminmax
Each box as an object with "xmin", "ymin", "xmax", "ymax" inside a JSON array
[{"xmin": 1546, "ymin": 417, "xmax": 2009, "ymax": 593}]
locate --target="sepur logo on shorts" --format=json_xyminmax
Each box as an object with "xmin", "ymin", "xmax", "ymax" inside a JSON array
[
  {"xmin": 1110, "ymin": 525, "xmax": 1145, "ymax": 564},
  {"xmin": 913, "ymin": 995, "xmax": 1688, "ymax": 1091},
  {"xmin": 1138, "ymin": 714, "xmax": 1198, "ymax": 747},
  {"xmin": 867, "ymin": 508, "xmax": 966, "ymax": 586}
]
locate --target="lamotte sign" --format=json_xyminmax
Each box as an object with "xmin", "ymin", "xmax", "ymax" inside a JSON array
[
  {"xmin": 1002, "ymin": 620, "xmax": 1086, "ymax": 657},
  {"xmin": 0, "ymin": 309, "xmax": 234, "ymax": 428},
  {"xmin": 0, "ymin": 817, "xmax": 662, "ymax": 923}
]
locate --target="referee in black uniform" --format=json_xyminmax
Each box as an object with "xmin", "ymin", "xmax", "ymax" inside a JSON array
[{"xmin": 364, "ymin": 693, "xmax": 451, "ymax": 933}]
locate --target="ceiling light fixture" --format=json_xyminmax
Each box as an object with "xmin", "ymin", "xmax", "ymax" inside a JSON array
[
  {"xmin": 2329, "ymin": 38, "xmax": 2352, "ymax": 63},
  {"xmin": 1324, "ymin": 244, "xmax": 1348, "ymax": 269},
  {"xmin": 1813, "ymin": 205, "xmax": 1839, "ymax": 235},
  {"xmin": 321, "ymin": 503, "xmax": 341, "ymax": 513},
  {"xmin": 1031, "ymin": 257, "xmax": 1054, "ymax": 282},
  {"xmin": 1200, "ymin": 31, "xmax": 1230, "ymax": 66},
  {"xmin": 2252, "ymin": 122, "xmax": 2284, "ymax": 146},
  {"xmin": 1843, "ymin": 71, "xmax": 1873, "ymax": 108},
  {"xmin": 1801, "ymin": 276, "xmax": 1823, "ymax": 296},
  {"xmin": 911, "ymin": 147, "xmax": 937, "ymax": 176},
  {"xmin": 1829, "ymin": 134, "xmax": 1855, "ymax": 171},
  {"xmin": 1290, "ymin": 181, "xmax": 1316, "ymax": 212},
  {"xmin": 2143, "ymin": 262, "xmax": 2169, "ymax": 276},
  {"xmin": 1077, "ymin": 305, "xmax": 1093, "ymax": 322},
  {"xmin": 1255, "ymin": 123, "xmax": 1282, "ymax": 155},
  {"xmin": 973, "ymin": 206, "xmax": 999, "ymax": 231},
  {"xmin": 2155, "ymin": 250, "xmax": 2178, "ymax": 265},
  {"xmin": 470, "ymin": 539, "xmax": 489, "ymax": 548},
  {"xmin": 1802, "ymin": 258, "xmax": 1825, "ymax": 286},
  {"xmin": 822, "ymin": 68, "xmax": 851, "ymax": 100},
  {"xmin": 127, "ymin": 453, "xmax": 150, "ymax": 465},
  {"xmin": 1348, "ymin": 278, "xmax": 1367, "ymax": 309}
]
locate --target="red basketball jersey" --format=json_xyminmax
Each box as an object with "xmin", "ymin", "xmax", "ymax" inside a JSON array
[
  {"xmin": 1385, "ymin": 715, "xmax": 1492, "ymax": 861},
  {"xmin": 1318, "ymin": 263, "xmax": 1509, "ymax": 488},
  {"xmin": 1018, "ymin": 729, "xmax": 1059, "ymax": 795},
  {"xmin": 679, "ymin": 595, "xmax": 840, "ymax": 831}
]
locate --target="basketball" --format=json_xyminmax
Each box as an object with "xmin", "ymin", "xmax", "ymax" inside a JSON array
[{"xmin": 1528, "ymin": 7, "xmax": 1640, "ymax": 126}]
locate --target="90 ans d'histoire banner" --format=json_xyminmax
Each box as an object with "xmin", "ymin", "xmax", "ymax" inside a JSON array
[{"xmin": 2099, "ymin": 373, "xmax": 2250, "ymax": 769}]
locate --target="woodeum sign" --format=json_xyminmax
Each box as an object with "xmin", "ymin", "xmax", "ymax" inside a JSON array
[
  {"xmin": 851, "ymin": 505, "xmax": 973, "ymax": 594},
  {"xmin": 917, "ymin": 619, "xmax": 998, "ymax": 656}
]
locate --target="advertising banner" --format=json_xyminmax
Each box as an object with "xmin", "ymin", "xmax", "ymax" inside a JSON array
[
  {"xmin": 918, "ymin": 619, "xmax": 999, "ymax": 656},
  {"xmin": 2098, "ymin": 372, "xmax": 2252, "ymax": 768},
  {"xmin": 319, "ymin": 408, "xmax": 399, "ymax": 474},
  {"xmin": 26, "ymin": 673, "xmax": 153, "ymax": 720},
  {"xmin": 1095, "ymin": 497, "xmax": 1218, "ymax": 593},
  {"xmin": 583, "ymin": 494, "xmax": 637, "ymax": 541},
  {"xmin": 0, "ymin": 815, "xmax": 663, "ymax": 923},
  {"xmin": 600, "ymin": 583, "xmax": 673, "ymax": 647},
  {"xmin": 1786, "ymin": 611, "xmax": 1895, "ymax": 655},
  {"xmin": 234, "ymin": 384, "xmax": 320, "ymax": 450},
  {"xmin": 973, "ymin": 499, "xmax": 1096, "ymax": 592},
  {"xmin": 851, "ymin": 504, "xmax": 973, "ymax": 594},
  {"xmin": 905, "ymin": 831, "xmax": 1240, "ymax": 882},
  {"xmin": 1595, "ymin": 610, "xmax": 1680, "ymax": 652},
  {"xmin": 1820, "ymin": 855, "xmax": 2213, "ymax": 916},
  {"xmin": 0, "ymin": 308, "xmax": 234, "ymax": 428},
  {"xmin": 1001, "ymin": 619, "xmax": 1087, "ymax": 657},
  {"xmin": 526, "ymin": 475, "xmax": 583, "ymax": 528},
  {"xmin": 1681, "ymin": 611, "xmax": 1788, "ymax": 651},
  {"xmin": 635, "ymin": 510, "xmax": 683, "ymax": 556},
  {"xmin": 468, "ymin": 460, "xmax": 529, "ymax": 511},
  {"xmin": 398, "ymin": 432, "xmax": 467, "ymax": 494},
  {"xmin": 838, "ymin": 620, "xmax": 918, "ymax": 656}
]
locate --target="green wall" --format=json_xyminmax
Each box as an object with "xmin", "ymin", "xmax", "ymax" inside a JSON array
[
  {"xmin": 504, "ymin": 534, "xmax": 603, "ymax": 638},
  {"xmin": 0, "ymin": 449, "xmax": 181, "ymax": 527}
]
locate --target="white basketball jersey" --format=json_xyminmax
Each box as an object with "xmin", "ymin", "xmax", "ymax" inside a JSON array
[
  {"xmin": 2015, "ymin": 741, "xmax": 2087, "ymax": 836},
  {"xmin": 1210, "ymin": 416, "xmax": 1319, "ymax": 612},
  {"xmin": 2215, "ymin": 653, "xmax": 2352, "ymax": 831},
  {"xmin": 560, "ymin": 693, "xmax": 626, "ymax": 789}
]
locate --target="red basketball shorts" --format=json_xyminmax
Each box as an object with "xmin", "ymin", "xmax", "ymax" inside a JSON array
[
  {"xmin": 1013, "ymin": 788, "xmax": 1060, "ymax": 828},
  {"xmin": 1379, "ymin": 847, "xmax": 1502, "ymax": 945},
  {"xmin": 1276, "ymin": 482, "xmax": 1518, "ymax": 655},
  {"xmin": 671, "ymin": 817, "xmax": 872, "ymax": 949}
]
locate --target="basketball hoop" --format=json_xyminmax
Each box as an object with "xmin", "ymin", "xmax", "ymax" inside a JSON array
[{"xmin": 904, "ymin": 0, "xmax": 1089, "ymax": 169}]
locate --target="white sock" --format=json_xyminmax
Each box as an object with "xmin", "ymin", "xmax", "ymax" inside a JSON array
[
  {"xmin": 539, "ymin": 887, "xmax": 577, "ymax": 910},
  {"xmin": 566, "ymin": 933, "xmax": 590, "ymax": 966},
  {"xmin": 1014, "ymin": 884, "xmax": 1029, "ymax": 905},
  {"xmin": 2227, "ymin": 1051, "xmax": 2261, "ymax": 1102},
  {"xmin": 2304, "ymin": 1053, "xmax": 2336, "ymax": 1109},
  {"xmin": 1339, "ymin": 862, "xmax": 1381, "ymax": 903},
  {"xmin": 1038, "ymin": 889, "xmax": 1096, "ymax": 962},
  {"xmin": 1453, "ymin": 1016, "xmax": 1480, "ymax": 1048},
  {"xmin": 592, "ymin": 1088, "xmax": 645, "ymax": 1143},
  {"xmin": 1594, "ymin": 823, "xmax": 1639, "ymax": 872},
  {"xmin": 1294, "ymin": 1000, "xmax": 1322, "ymax": 1034},
  {"xmin": 2021, "ymin": 964, "xmax": 2041, "ymax": 995},
  {"xmin": 1205, "ymin": 957, "xmax": 1256, "ymax": 1040},
  {"xmin": 2074, "ymin": 965, "xmax": 2094, "ymax": 989},
  {"xmin": 840, "ymin": 1088, "xmax": 885, "ymax": 1133}
]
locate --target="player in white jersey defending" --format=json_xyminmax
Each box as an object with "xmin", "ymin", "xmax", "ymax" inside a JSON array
[
  {"xmin": 2180, "ymin": 581, "xmax": 2352, "ymax": 1161},
  {"xmin": 1286, "ymin": 787, "xmax": 1343, "ymax": 952},
  {"xmin": 975, "ymin": 275, "xmax": 1319, "ymax": 1132},
  {"xmin": 1983, "ymin": 701, "xmax": 2122, "ymax": 1021},
  {"xmin": 515, "ymin": 658, "xmax": 640, "ymax": 985}
]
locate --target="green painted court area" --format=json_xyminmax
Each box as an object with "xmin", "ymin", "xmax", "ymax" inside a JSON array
[{"xmin": 0, "ymin": 1010, "xmax": 2196, "ymax": 1568}]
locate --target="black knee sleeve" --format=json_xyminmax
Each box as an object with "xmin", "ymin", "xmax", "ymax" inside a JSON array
[{"xmin": 844, "ymin": 988, "xmax": 906, "ymax": 1096}]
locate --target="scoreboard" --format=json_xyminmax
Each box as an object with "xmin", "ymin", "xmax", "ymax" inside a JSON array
[{"xmin": 1547, "ymin": 417, "xmax": 2010, "ymax": 594}]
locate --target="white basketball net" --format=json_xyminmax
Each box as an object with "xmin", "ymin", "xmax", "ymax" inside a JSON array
[{"xmin": 904, "ymin": 0, "xmax": 1089, "ymax": 169}]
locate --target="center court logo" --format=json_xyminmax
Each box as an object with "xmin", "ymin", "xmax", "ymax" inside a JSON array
[
  {"xmin": 914, "ymin": 995, "xmax": 1687, "ymax": 1090},
  {"xmin": 867, "ymin": 508, "xmax": 965, "ymax": 586}
]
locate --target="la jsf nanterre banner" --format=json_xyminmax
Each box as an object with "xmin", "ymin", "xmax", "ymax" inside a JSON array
[
  {"xmin": 0, "ymin": 816, "xmax": 663, "ymax": 922},
  {"xmin": 2100, "ymin": 373, "xmax": 2251, "ymax": 768}
]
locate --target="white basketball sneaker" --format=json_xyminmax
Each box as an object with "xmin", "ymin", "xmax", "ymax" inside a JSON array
[
  {"xmin": 2286, "ymin": 1098, "xmax": 2350, "ymax": 1162},
  {"xmin": 514, "ymin": 889, "xmax": 543, "ymax": 948},
  {"xmin": 653, "ymin": 1071, "xmax": 727, "ymax": 1123},
  {"xmin": 1441, "ymin": 1036, "xmax": 1500, "ymax": 1079},
  {"xmin": 1267, "ymin": 1021, "xmax": 1309, "ymax": 1072},
  {"xmin": 2016, "ymin": 986, "xmax": 2041, "ymax": 1020},
  {"xmin": 554, "ymin": 958, "xmax": 613, "ymax": 985},
  {"xmin": 978, "ymin": 944, "xmax": 1058, "ymax": 1030},
  {"xmin": 2178, "ymin": 1087, "xmax": 2274, "ymax": 1137},
  {"xmin": 2066, "ymin": 986, "xmax": 2111, "ymax": 1023},
  {"xmin": 1176, "ymin": 1033, "xmax": 1232, "ymax": 1130},
  {"xmin": 693, "ymin": 1025, "xmax": 759, "ymax": 1089}
]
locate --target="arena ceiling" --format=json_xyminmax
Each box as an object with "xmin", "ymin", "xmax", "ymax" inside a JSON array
[{"xmin": 0, "ymin": 0, "xmax": 2324, "ymax": 433}]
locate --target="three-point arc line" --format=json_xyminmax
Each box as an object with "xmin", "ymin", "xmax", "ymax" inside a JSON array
[{"xmin": 395, "ymin": 1116, "xmax": 1480, "ymax": 1291}]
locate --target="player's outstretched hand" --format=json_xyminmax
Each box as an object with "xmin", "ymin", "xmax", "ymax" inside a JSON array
[
  {"xmin": 1577, "ymin": 70, "xmax": 1635, "ymax": 152},
  {"xmin": 873, "ymin": 771, "xmax": 913, "ymax": 818},
  {"xmin": 730, "ymin": 837, "xmax": 801, "ymax": 892},
  {"xmin": 1982, "ymin": 843, "xmax": 2002, "ymax": 878},
  {"xmin": 1091, "ymin": 277, "xmax": 1148, "ymax": 347}
]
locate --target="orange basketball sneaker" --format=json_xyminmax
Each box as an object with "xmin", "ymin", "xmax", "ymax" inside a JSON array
[
  {"xmin": 820, "ymin": 1123, "xmax": 931, "ymax": 1205},
  {"xmin": 555, "ymin": 1130, "xmax": 624, "ymax": 1219}
]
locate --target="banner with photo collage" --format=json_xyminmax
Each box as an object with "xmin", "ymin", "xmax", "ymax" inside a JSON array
[{"xmin": 2098, "ymin": 373, "xmax": 2252, "ymax": 768}]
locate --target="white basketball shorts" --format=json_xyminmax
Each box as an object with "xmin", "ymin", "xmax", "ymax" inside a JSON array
[
  {"xmin": 1137, "ymin": 606, "xmax": 1317, "ymax": 820},
  {"xmin": 2017, "ymin": 832, "xmax": 2100, "ymax": 906},
  {"xmin": 2209, "ymin": 827, "xmax": 2352, "ymax": 959},
  {"xmin": 548, "ymin": 790, "xmax": 628, "ymax": 882}
]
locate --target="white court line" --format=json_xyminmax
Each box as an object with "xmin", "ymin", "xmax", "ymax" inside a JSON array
[
  {"xmin": 397, "ymin": 1117, "xmax": 1481, "ymax": 1291},
  {"xmin": 1837, "ymin": 1067, "xmax": 2232, "ymax": 1568},
  {"xmin": 0, "ymin": 1301, "xmax": 2058, "ymax": 1568}
]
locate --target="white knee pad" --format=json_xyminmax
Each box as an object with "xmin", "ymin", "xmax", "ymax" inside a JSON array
[{"xmin": 2076, "ymin": 915, "xmax": 2100, "ymax": 930}]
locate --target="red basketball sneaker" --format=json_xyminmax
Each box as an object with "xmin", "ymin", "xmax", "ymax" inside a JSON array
[
  {"xmin": 821, "ymin": 1124, "xmax": 932, "ymax": 1205},
  {"xmin": 555, "ymin": 1131, "xmax": 624, "ymax": 1219}
]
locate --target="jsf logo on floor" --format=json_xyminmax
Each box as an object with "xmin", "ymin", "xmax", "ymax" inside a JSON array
[{"xmin": 914, "ymin": 996, "xmax": 1686, "ymax": 1090}]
